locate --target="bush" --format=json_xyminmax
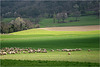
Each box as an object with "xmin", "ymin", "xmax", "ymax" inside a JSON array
[
  {"xmin": 35, "ymin": 24, "xmax": 40, "ymax": 28},
  {"xmin": 1, "ymin": 17, "xmax": 35, "ymax": 33}
]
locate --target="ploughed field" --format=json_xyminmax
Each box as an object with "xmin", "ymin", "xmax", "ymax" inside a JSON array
[{"xmin": 0, "ymin": 25, "xmax": 100, "ymax": 66}]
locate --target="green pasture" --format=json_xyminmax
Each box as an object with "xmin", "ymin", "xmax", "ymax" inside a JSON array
[
  {"xmin": 1, "ymin": 18, "xmax": 15, "ymax": 23},
  {"xmin": 1, "ymin": 29, "xmax": 100, "ymax": 49},
  {"xmin": 1, "ymin": 59, "xmax": 99, "ymax": 67},
  {"xmin": 0, "ymin": 28, "xmax": 100, "ymax": 66},
  {"xmin": 0, "ymin": 51, "xmax": 100, "ymax": 63},
  {"xmin": 40, "ymin": 15, "xmax": 99, "ymax": 27},
  {"xmin": 1, "ymin": 15, "xmax": 99, "ymax": 27}
]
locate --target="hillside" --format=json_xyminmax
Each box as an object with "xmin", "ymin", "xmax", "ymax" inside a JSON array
[
  {"xmin": 1, "ymin": 1, "xmax": 100, "ymax": 66},
  {"xmin": 1, "ymin": 26, "xmax": 100, "ymax": 63}
]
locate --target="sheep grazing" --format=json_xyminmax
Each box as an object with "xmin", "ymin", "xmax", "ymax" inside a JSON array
[
  {"xmin": 28, "ymin": 50, "xmax": 33, "ymax": 53},
  {"xmin": 62, "ymin": 49, "xmax": 67, "ymax": 51},
  {"xmin": 33, "ymin": 49, "xmax": 36, "ymax": 53},
  {"xmin": 62, "ymin": 49, "xmax": 70, "ymax": 52},
  {"xmin": 51, "ymin": 49, "xmax": 54, "ymax": 52},
  {"xmin": 76, "ymin": 48, "xmax": 82, "ymax": 51},
  {"xmin": 69, "ymin": 49, "xmax": 72, "ymax": 52},
  {"xmin": 18, "ymin": 51, "xmax": 21, "ymax": 54},
  {"xmin": 15, "ymin": 51, "xmax": 18, "ymax": 53},
  {"xmin": 56, "ymin": 49, "xmax": 60, "ymax": 51},
  {"xmin": 88, "ymin": 49, "xmax": 91, "ymax": 52},
  {"xmin": 25, "ymin": 49, "xmax": 28, "ymax": 51},
  {"xmin": 42, "ymin": 49, "xmax": 47, "ymax": 53},
  {"xmin": 0, "ymin": 52, "xmax": 3, "ymax": 55},
  {"xmin": 23, "ymin": 51, "xmax": 26, "ymax": 54},
  {"xmin": 11, "ymin": 51, "xmax": 16, "ymax": 54},
  {"xmin": 62, "ymin": 49, "xmax": 65, "ymax": 51},
  {"xmin": 41, "ymin": 50, "xmax": 47, "ymax": 53},
  {"xmin": 37, "ymin": 49, "xmax": 41, "ymax": 53},
  {"xmin": 8, "ymin": 51, "xmax": 12, "ymax": 54},
  {"xmin": 0, "ymin": 47, "xmax": 83, "ymax": 56},
  {"xmin": 72, "ymin": 49, "xmax": 76, "ymax": 51},
  {"xmin": 0, "ymin": 50, "xmax": 5, "ymax": 52},
  {"xmin": 10, "ymin": 48, "xmax": 14, "ymax": 51},
  {"xmin": 68, "ymin": 52, "xmax": 71, "ymax": 55},
  {"xmin": 2, "ymin": 52, "xmax": 7, "ymax": 55}
]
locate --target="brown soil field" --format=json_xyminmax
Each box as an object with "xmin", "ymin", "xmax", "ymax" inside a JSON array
[{"xmin": 39, "ymin": 25, "xmax": 100, "ymax": 31}]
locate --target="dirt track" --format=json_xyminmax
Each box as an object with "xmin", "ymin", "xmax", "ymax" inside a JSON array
[{"xmin": 40, "ymin": 25, "xmax": 100, "ymax": 31}]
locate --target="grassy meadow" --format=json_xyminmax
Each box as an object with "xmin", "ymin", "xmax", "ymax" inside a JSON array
[
  {"xmin": 0, "ymin": 15, "xmax": 100, "ymax": 66},
  {"xmin": 1, "ymin": 29, "xmax": 99, "ymax": 49},
  {"xmin": 40, "ymin": 15, "xmax": 99, "ymax": 27},
  {"xmin": 0, "ymin": 28, "xmax": 100, "ymax": 66},
  {"xmin": 1, "ymin": 59, "xmax": 99, "ymax": 67},
  {"xmin": 1, "ymin": 15, "xmax": 99, "ymax": 27}
]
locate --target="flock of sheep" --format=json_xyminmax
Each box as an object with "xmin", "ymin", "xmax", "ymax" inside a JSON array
[{"xmin": 0, "ymin": 47, "xmax": 90, "ymax": 55}]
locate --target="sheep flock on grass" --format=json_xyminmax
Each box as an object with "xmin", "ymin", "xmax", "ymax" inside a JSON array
[{"xmin": 0, "ymin": 47, "xmax": 90, "ymax": 56}]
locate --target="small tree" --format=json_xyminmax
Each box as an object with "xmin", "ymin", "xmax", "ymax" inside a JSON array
[
  {"xmin": 53, "ymin": 12, "xmax": 56, "ymax": 23},
  {"xmin": 56, "ymin": 12, "xmax": 68, "ymax": 23},
  {"xmin": 1, "ymin": 22, "xmax": 10, "ymax": 33},
  {"xmin": 56, "ymin": 13, "xmax": 61, "ymax": 23},
  {"xmin": 73, "ymin": 4, "xmax": 81, "ymax": 21},
  {"xmin": 74, "ymin": 11, "xmax": 81, "ymax": 21},
  {"xmin": 61, "ymin": 12, "xmax": 68, "ymax": 23},
  {"xmin": 35, "ymin": 24, "xmax": 40, "ymax": 28}
]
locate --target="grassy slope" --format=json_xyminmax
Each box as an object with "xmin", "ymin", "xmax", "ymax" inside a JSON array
[
  {"xmin": 1, "ymin": 15, "xmax": 100, "ymax": 66},
  {"xmin": 1, "ymin": 29, "xmax": 100, "ymax": 64},
  {"xmin": 1, "ymin": 29, "xmax": 100, "ymax": 49},
  {"xmin": 10, "ymin": 29, "xmax": 99, "ymax": 35},
  {"xmin": 1, "ymin": 35, "xmax": 99, "ymax": 49}
]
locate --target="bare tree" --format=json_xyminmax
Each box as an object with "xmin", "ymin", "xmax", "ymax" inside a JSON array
[
  {"xmin": 56, "ymin": 13, "xmax": 61, "ymax": 23},
  {"xmin": 56, "ymin": 12, "xmax": 68, "ymax": 23},
  {"xmin": 53, "ymin": 12, "xmax": 56, "ymax": 23},
  {"xmin": 61, "ymin": 12, "xmax": 68, "ymax": 23},
  {"xmin": 73, "ymin": 4, "xmax": 81, "ymax": 21}
]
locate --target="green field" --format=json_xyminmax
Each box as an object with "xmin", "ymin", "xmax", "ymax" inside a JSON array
[
  {"xmin": 1, "ymin": 29, "xmax": 99, "ymax": 49},
  {"xmin": 40, "ymin": 15, "xmax": 99, "ymax": 27},
  {"xmin": 1, "ymin": 59, "xmax": 99, "ymax": 67},
  {"xmin": 0, "ymin": 50, "xmax": 99, "ymax": 63},
  {"xmin": 0, "ymin": 28, "xmax": 100, "ymax": 66},
  {"xmin": 1, "ymin": 15, "xmax": 99, "ymax": 27},
  {"xmin": 0, "ymin": 15, "xmax": 100, "ymax": 66}
]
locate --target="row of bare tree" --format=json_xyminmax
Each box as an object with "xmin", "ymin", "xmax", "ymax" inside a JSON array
[{"xmin": 53, "ymin": 4, "xmax": 81, "ymax": 23}]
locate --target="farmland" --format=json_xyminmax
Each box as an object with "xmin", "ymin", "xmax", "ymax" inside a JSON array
[
  {"xmin": 0, "ymin": 15, "xmax": 100, "ymax": 67},
  {"xmin": 1, "ymin": 15, "xmax": 99, "ymax": 27},
  {"xmin": 0, "ymin": 26, "xmax": 100, "ymax": 66},
  {"xmin": 1, "ymin": 1, "xmax": 100, "ymax": 67}
]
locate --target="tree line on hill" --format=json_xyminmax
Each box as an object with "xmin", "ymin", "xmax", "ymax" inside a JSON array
[{"xmin": 1, "ymin": 1, "xmax": 99, "ymax": 18}]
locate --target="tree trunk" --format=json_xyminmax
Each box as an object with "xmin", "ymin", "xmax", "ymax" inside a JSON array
[
  {"xmin": 76, "ymin": 17, "xmax": 77, "ymax": 21},
  {"xmin": 53, "ymin": 18, "xmax": 55, "ymax": 23},
  {"xmin": 63, "ymin": 19, "xmax": 64, "ymax": 23}
]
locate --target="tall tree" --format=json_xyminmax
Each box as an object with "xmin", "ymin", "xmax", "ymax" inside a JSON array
[
  {"xmin": 53, "ymin": 12, "xmax": 56, "ymax": 23},
  {"xmin": 73, "ymin": 4, "xmax": 81, "ymax": 21}
]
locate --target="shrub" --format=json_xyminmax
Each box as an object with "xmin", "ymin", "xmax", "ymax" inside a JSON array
[{"xmin": 35, "ymin": 24, "xmax": 40, "ymax": 28}]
